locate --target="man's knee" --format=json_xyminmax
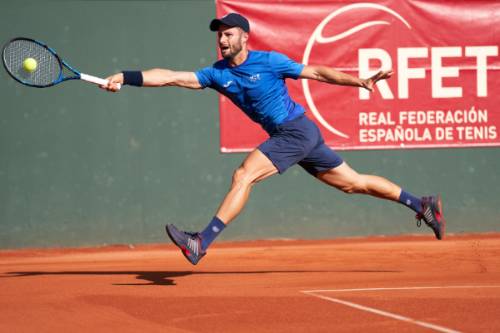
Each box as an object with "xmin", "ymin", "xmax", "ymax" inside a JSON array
[{"xmin": 232, "ymin": 166, "xmax": 255, "ymax": 188}]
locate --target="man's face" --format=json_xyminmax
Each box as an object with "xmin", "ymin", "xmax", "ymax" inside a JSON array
[{"xmin": 217, "ymin": 25, "xmax": 248, "ymax": 59}]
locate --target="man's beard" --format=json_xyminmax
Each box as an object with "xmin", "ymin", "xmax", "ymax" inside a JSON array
[{"xmin": 222, "ymin": 42, "xmax": 243, "ymax": 60}]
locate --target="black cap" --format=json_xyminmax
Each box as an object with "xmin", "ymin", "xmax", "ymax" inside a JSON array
[{"xmin": 210, "ymin": 13, "xmax": 250, "ymax": 32}]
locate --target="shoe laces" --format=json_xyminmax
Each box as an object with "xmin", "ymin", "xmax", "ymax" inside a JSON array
[
  {"xmin": 185, "ymin": 231, "xmax": 198, "ymax": 237},
  {"xmin": 415, "ymin": 196, "xmax": 431, "ymax": 228},
  {"xmin": 415, "ymin": 213, "xmax": 423, "ymax": 227},
  {"xmin": 185, "ymin": 232, "xmax": 202, "ymax": 242}
]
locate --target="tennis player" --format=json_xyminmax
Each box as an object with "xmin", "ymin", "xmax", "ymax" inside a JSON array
[{"xmin": 103, "ymin": 13, "xmax": 445, "ymax": 265}]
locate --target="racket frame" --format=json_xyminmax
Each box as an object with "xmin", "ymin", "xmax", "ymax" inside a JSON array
[{"xmin": 2, "ymin": 37, "xmax": 118, "ymax": 89}]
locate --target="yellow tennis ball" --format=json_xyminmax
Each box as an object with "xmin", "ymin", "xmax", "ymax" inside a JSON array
[{"xmin": 23, "ymin": 57, "xmax": 37, "ymax": 73}]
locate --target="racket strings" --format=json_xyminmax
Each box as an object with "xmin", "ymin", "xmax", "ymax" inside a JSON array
[{"xmin": 3, "ymin": 39, "xmax": 61, "ymax": 87}]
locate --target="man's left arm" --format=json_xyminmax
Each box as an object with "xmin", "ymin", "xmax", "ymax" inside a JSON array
[{"xmin": 299, "ymin": 65, "xmax": 393, "ymax": 91}]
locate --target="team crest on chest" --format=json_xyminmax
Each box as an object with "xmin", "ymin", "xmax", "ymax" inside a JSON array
[{"xmin": 249, "ymin": 74, "xmax": 261, "ymax": 82}]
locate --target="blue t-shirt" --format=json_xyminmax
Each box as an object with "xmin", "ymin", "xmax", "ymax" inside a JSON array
[{"xmin": 195, "ymin": 50, "xmax": 305, "ymax": 133}]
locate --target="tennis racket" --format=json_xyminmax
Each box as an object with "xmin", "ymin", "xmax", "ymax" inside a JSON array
[{"xmin": 2, "ymin": 37, "xmax": 120, "ymax": 89}]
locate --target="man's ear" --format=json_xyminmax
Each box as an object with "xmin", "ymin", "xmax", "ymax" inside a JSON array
[{"xmin": 241, "ymin": 31, "xmax": 249, "ymax": 43}]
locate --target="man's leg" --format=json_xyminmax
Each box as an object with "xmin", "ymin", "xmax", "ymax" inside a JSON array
[
  {"xmin": 316, "ymin": 161, "xmax": 402, "ymax": 201},
  {"xmin": 215, "ymin": 149, "xmax": 278, "ymax": 224},
  {"xmin": 165, "ymin": 149, "xmax": 278, "ymax": 265},
  {"xmin": 315, "ymin": 162, "xmax": 445, "ymax": 239}
]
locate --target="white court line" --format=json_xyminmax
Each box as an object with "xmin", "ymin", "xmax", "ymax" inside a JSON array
[
  {"xmin": 303, "ymin": 285, "xmax": 500, "ymax": 293},
  {"xmin": 301, "ymin": 286, "xmax": 500, "ymax": 333},
  {"xmin": 302, "ymin": 291, "xmax": 461, "ymax": 333}
]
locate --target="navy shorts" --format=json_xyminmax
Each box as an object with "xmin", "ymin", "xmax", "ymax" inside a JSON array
[{"xmin": 258, "ymin": 115, "xmax": 343, "ymax": 175}]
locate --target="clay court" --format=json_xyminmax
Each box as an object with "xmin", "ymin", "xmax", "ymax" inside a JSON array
[{"xmin": 1, "ymin": 233, "xmax": 499, "ymax": 332}]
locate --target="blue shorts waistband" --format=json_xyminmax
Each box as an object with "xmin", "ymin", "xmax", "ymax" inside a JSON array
[{"xmin": 265, "ymin": 112, "xmax": 306, "ymax": 134}]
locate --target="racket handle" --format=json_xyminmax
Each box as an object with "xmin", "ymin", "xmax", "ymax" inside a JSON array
[{"xmin": 80, "ymin": 73, "xmax": 122, "ymax": 90}]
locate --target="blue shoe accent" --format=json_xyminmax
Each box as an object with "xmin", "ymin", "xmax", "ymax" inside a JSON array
[
  {"xmin": 416, "ymin": 195, "xmax": 445, "ymax": 240},
  {"xmin": 165, "ymin": 224, "xmax": 206, "ymax": 265}
]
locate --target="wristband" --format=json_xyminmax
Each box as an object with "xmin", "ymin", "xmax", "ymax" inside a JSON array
[{"xmin": 122, "ymin": 71, "xmax": 143, "ymax": 86}]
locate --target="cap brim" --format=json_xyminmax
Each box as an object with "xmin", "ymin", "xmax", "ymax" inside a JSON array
[{"xmin": 209, "ymin": 19, "xmax": 224, "ymax": 31}]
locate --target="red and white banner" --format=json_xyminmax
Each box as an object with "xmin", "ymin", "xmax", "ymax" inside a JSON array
[{"xmin": 215, "ymin": 0, "xmax": 500, "ymax": 152}]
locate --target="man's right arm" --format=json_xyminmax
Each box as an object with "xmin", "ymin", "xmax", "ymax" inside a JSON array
[
  {"xmin": 102, "ymin": 69, "xmax": 202, "ymax": 92},
  {"xmin": 143, "ymin": 69, "xmax": 202, "ymax": 89}
]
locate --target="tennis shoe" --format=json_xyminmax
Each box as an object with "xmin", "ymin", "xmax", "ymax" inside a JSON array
[
  {"xmin": 165, "ymin": 224, "xmax": 206, "ymax": 265},
  {"xmin": 416, "ymin": 195, "xmax": 445, "ymax": 240}
]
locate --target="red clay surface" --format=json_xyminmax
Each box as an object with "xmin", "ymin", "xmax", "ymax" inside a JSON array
[{"xmin": 1, "ymin": 233, "xmax": 499, "ymax": 332}]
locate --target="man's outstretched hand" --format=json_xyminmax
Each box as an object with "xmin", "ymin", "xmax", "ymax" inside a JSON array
[
  {"xmin": 99, "ymin": 73, "xmax": 124, "ymax": 92},
  {"xmin": 361, "ymin": 69, "xmax": 394, "ymax": 91}
]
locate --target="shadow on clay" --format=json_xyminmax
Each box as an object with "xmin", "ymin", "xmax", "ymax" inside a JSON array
[{"xmin": 1, "ymin": 269, "xmax": 400, "ymax": 286}]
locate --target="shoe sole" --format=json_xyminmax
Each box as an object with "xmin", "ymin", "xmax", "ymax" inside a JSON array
[{"xmin": 435, "ymin": 194, "xmax": 446, "ymax": 240}]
